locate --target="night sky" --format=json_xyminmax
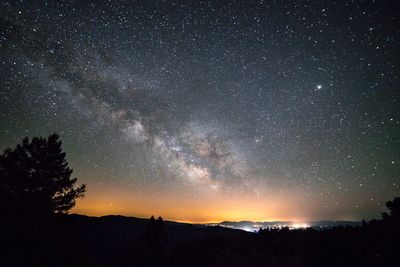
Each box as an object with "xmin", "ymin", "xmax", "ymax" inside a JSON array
[{"xmin": 1, "ymin": 0, "xmax": 399, "ymax": 223}]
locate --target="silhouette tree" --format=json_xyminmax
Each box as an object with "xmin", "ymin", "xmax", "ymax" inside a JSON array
[
  {"xmin": 144, "ymin": 215, "xmax": 168, "ymax": 266},
  {"xmin": 386, "ymin": 197, "xmax": 400, "ymax": 218},
  {"xmin": 145, "ymin": 216, "xmax": 166, "ymax": 244},
  {"xmin": 382, "ymin": 197, "xmax": 400, "ymax": 222},
  {"xmin": 0, "ymin": 134, "xmax": 86, "ymax": 220}
]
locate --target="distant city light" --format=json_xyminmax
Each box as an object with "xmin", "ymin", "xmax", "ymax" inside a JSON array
[{"xmin": 290, "ymin": 223, "xmax": 310, "ymax": 229}]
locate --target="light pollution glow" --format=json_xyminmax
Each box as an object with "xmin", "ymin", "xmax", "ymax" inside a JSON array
[{"xmin": 71, "ymin": 181, "xmax": 361, "ymax": 223}]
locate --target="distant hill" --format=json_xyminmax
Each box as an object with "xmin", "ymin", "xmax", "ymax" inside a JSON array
[
  {"xmin": 64, "ymin": 214, "xmax": 362, "ymax": 235},
  {"xmin": 215, "ymin": 220, "xmax": 362, "ymax": 231},
  {"xmin": 4, "ymin": 213, "xmax": 399, "ymax": 266},
  {"xmin": 62, "ymin": 214, "xmax": 253, "ymax": 245}
]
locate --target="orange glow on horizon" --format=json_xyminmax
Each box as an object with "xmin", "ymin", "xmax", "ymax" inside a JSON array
[{"xmin": 71, "ymin": 184, "xmax": 324, "ymax": 223}]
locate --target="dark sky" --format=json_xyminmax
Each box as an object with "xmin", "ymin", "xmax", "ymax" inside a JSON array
[{"xmin": 1, "ymin": 0, "xmax": 399, "ymax": 222}]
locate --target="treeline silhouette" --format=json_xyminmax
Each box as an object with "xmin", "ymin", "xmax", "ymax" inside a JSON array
[{"xmin": 1, "ymin": 134, "xmax": 399, "ymax": 266}]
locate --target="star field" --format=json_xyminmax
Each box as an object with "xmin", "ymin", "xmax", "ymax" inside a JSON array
[{"xmin": 1, "ymin": 0, "xmax": 399, "ymax": 222}]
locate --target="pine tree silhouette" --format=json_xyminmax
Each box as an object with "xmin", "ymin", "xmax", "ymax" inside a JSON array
[{"xmin": 0, "ymin": 133, "xmax": 86, "ymax": 220}]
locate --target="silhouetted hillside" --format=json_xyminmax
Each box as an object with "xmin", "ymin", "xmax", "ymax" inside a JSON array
[
  {"xmin": 2, "ymin": 210, "xmax": 400, "ymax": 267},
  {"xmin": 58, "ymin": 214, "xmax": 250, "ymax": 245}
]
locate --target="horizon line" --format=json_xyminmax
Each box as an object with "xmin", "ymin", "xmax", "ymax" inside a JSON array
[{"xmin": 69, "ymin": 213, "xmax": 366, "ymax": 224}]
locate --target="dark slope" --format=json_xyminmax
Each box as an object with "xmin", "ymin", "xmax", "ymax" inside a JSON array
[{"xmin": 3, "ymin": 213, "xmax": 400, "ymax": 267}]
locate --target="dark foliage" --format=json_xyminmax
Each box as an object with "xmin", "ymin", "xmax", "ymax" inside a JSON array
[
  {"xmin": 1, "ymin": 197, "xmax": 398, "ymax": 266},
  {"xmin": 0, "ymin": 134, "xmax": 86, "ymax": 221},
  {"xmin": 382, "ymin": 197, "xmax": 400, "ymax": 221},
  {"xmin": 140, "ymin": 216, "xmax": 168, "ymax": 266}
]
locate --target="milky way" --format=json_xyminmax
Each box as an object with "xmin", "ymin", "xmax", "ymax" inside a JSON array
[{"xmin": 1, "ymin": 0, "xmax": 399, "ymax": 222}]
